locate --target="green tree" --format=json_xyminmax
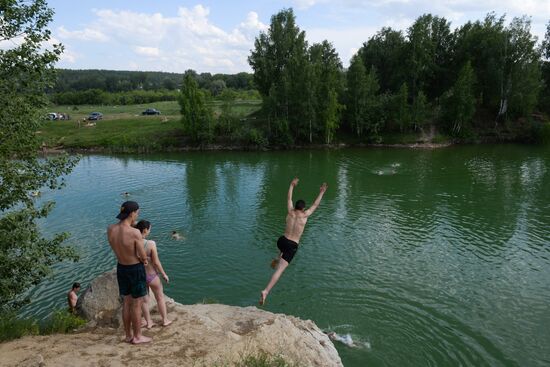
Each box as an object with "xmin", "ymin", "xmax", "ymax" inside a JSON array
[
  {"xmin": 249, "ymin": 8, "xmax": 309, "ymax": 143},
  {"xmin": 309, "ymin": 41, "xmax": 343, "ymax": 144},
  {"xmin": 346, "ymin": 55, "xmax": 368, "ymax": 136},
  {"xmin": 411, "ymin": 91, "xmax": 430, "ymax": 131},
  {"xmin": 540, "ymin": 21, "xmax": 550, "ymax": 114},
  {"xmin": 504, "ymin": 17, "xmax": 541, "ymax": 119},
  {"xmin": 177, "ymin": 74, "xmax": 213, "ymax": 142},
  {"xmin": 396, "ymin": 82, "xmax": 410, "ymax": 131},
  {"xmin": 359, "ymin": 27, "xmax": 407, "ymax": 93},
  {"xmin": 406, "ymin": 14, "xmax": 454, "ymax": 100},
  {"xmin": 442, "ymin": 61, "xmax": 476, "ymax": 135},
  {"xmin": 0, "ymin": 0, "xmax": 79, "ymax": 312}
]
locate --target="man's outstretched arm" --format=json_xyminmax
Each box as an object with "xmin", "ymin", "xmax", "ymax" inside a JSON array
[
  {"xmin": 287, "ymin": 178, "xmax": 299, "ymax": 212},
  {"xmin": 305, "ymin": 183, "xmax": 328, "ymax": 216}
]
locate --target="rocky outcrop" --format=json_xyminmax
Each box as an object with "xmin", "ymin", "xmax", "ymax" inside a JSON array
[
  {"xmin": 0, "ymin": 270, "xmax": 343, "ymax": 367},
  {"xmin": 75, "ymin": 268, "xmax": 172, "ymax": 327}
]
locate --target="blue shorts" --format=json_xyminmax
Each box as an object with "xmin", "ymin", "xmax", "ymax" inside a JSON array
[{"xmin": 116, "ymin": 262, "xmax": 147, "ymax": 298}]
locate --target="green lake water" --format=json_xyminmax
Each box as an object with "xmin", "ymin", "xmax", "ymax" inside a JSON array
[{"xmin": 20, "ymin": 145, "xmax": 550, "ymax": 366}]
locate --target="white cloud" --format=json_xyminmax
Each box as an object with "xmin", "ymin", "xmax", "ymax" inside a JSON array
[
  {"xmin": 54, "ymin": 5, "xmax": 268, "ymax": 72},
  {"xmin": 133, "ymin": 46, "xmax": 160, "ymax": 57},
  {"xmin": 57, "ymin": 26, "xmax": 109, "ymax": 42}
]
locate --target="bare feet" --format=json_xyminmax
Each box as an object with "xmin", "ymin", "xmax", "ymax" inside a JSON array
[
  {"xmin": 131, "ymin": 335, "xmax": 152, "ymax": 344},
  {"xmin": 259, "ymin": 290, "xmax": 268, "ymax": 305},
  {"xmin": 270, "ymin": 258, "xmax": 279, "ymax": 269},
  {"xmin": 140, "ymin": 319, "xmax": 147, "ymax": 328},
  {"xmin": 162, "ymin": 319, "xmax": 173, "ymax": 327},
  {"xmin": 124, "ymin": 336, "xmax": 133, "ymax": 343}
]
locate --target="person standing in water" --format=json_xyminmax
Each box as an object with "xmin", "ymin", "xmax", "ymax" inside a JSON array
[
  {"xmin": 107, "ymin": 201, "xmax": 151, "ymax": 344},
  {"xmin": 67, "ymin": 282, "xmax": 80, "ymax": 314},
  {"xmin": 260, "ymin": 178, "xmax": 328, "ymax": 305},
  {"xmin": 135, "ymin": 220, "xmax": 172, "ymax": 328}
]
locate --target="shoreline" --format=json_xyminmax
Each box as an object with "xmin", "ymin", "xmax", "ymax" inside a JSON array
[{"xmin": 41, "ymin": 141, "xmax": 455, "ymax": 155}]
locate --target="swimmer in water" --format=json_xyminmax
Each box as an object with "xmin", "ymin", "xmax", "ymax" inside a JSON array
[
  {"xmin": 121, "ymin": 192, "xmax": 130, "ymax": 197},
  {"xmin": 171, "ymin": 231, "xmax": 184, "ymax": 240},
  {"xmin": 325, "ymin": 331, "xmax": 357, "ymax": 347}
]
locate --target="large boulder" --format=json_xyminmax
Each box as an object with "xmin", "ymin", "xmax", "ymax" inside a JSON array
[{"xmin": 76, "ymin": 268, "xmax": 173, "ymax": 327}]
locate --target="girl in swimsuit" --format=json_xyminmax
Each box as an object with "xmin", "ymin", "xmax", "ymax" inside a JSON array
[{"xmin": 135, "ymin": 220, "xmax": 172, "ymax": 327}]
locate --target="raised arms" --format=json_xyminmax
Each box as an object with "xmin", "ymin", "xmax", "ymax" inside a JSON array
[
  {"xmin": 304, "ymin": 183, "xmax": 328, "ymax": 216},
  {"xmin": 287, "ymin": 177, "xmax": 299, "ymax": 212}
]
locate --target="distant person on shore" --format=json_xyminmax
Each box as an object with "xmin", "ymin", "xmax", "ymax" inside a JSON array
[
  {"xmin": 67, "ymin": 282, "xmax": 80, "ymax": 314},
  {"xmin": 107, "ymin": 201, "xmax": 151, "ymax": 344},
  {"xmin": 135, "ymin": 220, "xmax": 172, "ymax": 328},
  {"xmin": 259, "ymin": 178, "xmax": 328, "ymax": 305}
]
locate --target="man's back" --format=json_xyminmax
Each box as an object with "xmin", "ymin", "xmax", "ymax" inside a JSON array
[
  {"xmin": 107, "ymin": 223, "xmax": 141, "ymax": 265},
  {"xmin": 284, "ymin": 210, "xmax": 309, "ymax": 243}
]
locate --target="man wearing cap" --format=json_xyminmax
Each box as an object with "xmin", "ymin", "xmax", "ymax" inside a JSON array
[{"xmin": 107, "ymin": 201, "xmax": 151, "ymax": 344}]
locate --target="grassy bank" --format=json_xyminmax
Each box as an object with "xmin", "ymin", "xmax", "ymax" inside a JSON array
[
  {"xmin": 39, "ymin": 101, "xmax": 548, "ymax": 152},
  {"xmin": 39, "ymin": 100, "xmax": 262, "ymax": 151}
]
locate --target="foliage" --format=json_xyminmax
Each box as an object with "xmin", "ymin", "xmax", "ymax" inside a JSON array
[
  {"xmin": 441, "ymin": 61, "xmax": 476, "ymax": 135},
  {"xmin": 39, "ymin": 310, "xmax": 86, "ymax": 335},
  {"xmin": 50, "ymin": 89, "xmax": 179, "ymax": 105},
  {"xmin": 0, "ymin": 0, "xmax": 79, "ymax": 312},
  {"xmin": 0, "ymin": 310, "xmax": 85, "ymax": 342},
  {"xmin": 0, "ymin": 311, "xmax": 39, "ymax": 341},
  {"xmin": 249, "ymin": 9, "xmax": 344, "ymax": 145},
  {"xmin": 177, "ymin": 74, "xmax": 214, "ymax": 142},
  {"xmin": 52, "ymin": 69, "xmax": 255, "ymax": 93},
  {"xmin": 233, "ymin": 352, "xmax": 298, "ymax": 367}
]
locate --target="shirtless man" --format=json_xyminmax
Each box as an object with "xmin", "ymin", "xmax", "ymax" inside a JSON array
[
  {"xmin": 67, "ymin": 282, "xmax": 80, "ymax": 314},
  {"xmin": 260, "ymin": 178, "xmax": 328, "ymax": 305},
  {"xmin": 107, "ymin": 201, "xmax": 151, "ymax": 344}
]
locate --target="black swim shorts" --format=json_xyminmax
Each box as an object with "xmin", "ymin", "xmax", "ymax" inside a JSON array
[
  {"xmin": 116, "ymin": 262, "xmax": 147, "ymax": 298},
  {"xmin": 277, "ymin": 236, "xmax": 299, "ymax": 263}
]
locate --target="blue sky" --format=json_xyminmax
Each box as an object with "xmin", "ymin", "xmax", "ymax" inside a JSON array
[{"xmin": 45, "ymin": 0, "xmax": 549, "ymax": 73}]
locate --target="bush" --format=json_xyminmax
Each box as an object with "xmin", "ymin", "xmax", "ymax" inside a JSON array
[
  {"xmin": 0, "ymin": 310, "xmax": 86, "ymax": 342},
  {"xmin": 530, "ymin": 121, "xmax": 550, "ymax": 144},
  {"xmin": 235, "ymin": 352, "xmax": 297, "ymax": 367},
  {"xmin": 0, "ymin": 312, "xmax": 39, "ymax": 342},
  {"xmin": 40, "ymin": 310, "xmax": 86, "ymax": 335}
]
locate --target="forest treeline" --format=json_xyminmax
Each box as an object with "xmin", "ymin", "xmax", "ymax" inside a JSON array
[
  {"xmin": 50, "ymin": 69, "xmax": 257, "ymax": 105},
  {"xmin": 244, "ymin": 9, "xmax": 550, "ymax": 144}
]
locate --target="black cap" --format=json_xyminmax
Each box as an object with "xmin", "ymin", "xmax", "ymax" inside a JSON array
[{"xmin": 116, "ymin": 201, "xmax": 139, "ymax": 220}]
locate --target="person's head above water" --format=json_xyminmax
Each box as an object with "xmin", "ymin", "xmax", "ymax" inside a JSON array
[
  {"xmin": 135, "ymin": 220, "xmax": 151, "ymax": 236},
  {"xmin": 295, "ymin": 199, "xmax": 306, "ymax": 211},
  {"xmin": 116, "ymin": 201, "xmax": 139, "ymax": 222}
]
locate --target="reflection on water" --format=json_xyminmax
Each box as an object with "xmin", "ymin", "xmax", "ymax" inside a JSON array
[{"xmin": 18, "ymin": 146, "xmax": 550, "ymax": 367}]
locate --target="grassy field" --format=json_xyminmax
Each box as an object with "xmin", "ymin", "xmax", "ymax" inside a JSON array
[{"xmin": 39, "ymin": 100, "xmax": 262, "ymax": 151}]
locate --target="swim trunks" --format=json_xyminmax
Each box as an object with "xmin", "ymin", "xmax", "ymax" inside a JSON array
[
  {"xmin": 277, "ymin": 236, "xmax": 299, "ymax": 263},
  {"xmin": 116, "ymin": 262, "xmax": 147, "ymax": 298}
]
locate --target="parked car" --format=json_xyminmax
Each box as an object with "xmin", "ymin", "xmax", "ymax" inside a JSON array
[
  {"xmin": 46, "ymin": 112, "xmax": 71, "ymax": 121},
  {"xmin": 88, "ymin": 112, "xmax": 103, "ymax": 120},
  {"xmin": 142, "ymin": 108, "xmax": 161, "ymax": 115}
]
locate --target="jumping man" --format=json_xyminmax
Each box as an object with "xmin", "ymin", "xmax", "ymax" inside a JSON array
[{"xmin": 259, "ymin": 178, "xmax": 328, "ymax": 305}]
